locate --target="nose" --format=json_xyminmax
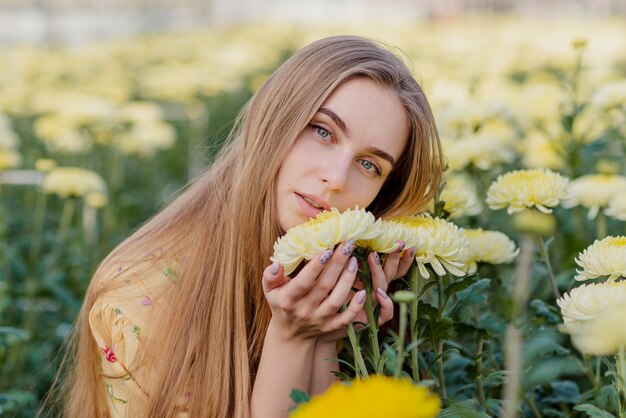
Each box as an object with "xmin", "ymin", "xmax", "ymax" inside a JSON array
[{"xmin": 319, "ymin": 154, "xmax": 350, "ymax": 191}]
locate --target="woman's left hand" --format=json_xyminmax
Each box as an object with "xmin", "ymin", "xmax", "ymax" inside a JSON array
[{"xmin": 318, "ymin": 243, "xmax": 416, "ymax": 342}]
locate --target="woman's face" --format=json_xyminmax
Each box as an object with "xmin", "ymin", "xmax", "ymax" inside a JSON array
[{"xmin": 276, "ymin": 77, "xmax": 410, "ymax": 231}]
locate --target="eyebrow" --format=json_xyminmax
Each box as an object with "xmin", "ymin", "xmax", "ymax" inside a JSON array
[{"xmin": 317, "ymin": 107, "xmax": 397, "ymax": 167}]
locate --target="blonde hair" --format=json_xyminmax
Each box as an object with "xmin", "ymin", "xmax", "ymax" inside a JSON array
[{"xmin": 55, "ymin": 35, "xmax": 444, "ymax": 418}]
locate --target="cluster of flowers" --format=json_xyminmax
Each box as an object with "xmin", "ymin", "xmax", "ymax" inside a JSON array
[
  {"xmin": 271, "ymin": 207, "xmax": 519, "ymax": 279},
  {"xmin": 558, "ymin": 236, "xmax": 626, "ymax": 355}
]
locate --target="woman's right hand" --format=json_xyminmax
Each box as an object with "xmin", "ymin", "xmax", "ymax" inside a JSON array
[{"xmin": 262, "ymin": 240, "xmax": 367, "ymax": 342}]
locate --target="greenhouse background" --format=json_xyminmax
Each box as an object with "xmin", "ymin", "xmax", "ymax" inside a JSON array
[{"xmin": 1, "ymin": 0, "xmax": 626, "ymax": 417}]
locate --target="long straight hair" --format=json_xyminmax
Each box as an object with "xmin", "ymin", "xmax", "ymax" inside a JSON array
[{"xmin": 58, "ymin": 35, "xmax": 444, "ymax": 418}]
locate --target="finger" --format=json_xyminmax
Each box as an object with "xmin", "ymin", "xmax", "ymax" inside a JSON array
[
  {"xmin": 305, "ymin": 239, "xmax": 356, "ymax": 303},
  {"xmin": 283, "ymin": 249, "xmax": 334, "ymax": 301},
  {"xmin": 375, "ymin": 287, "xmax": 394, "ymax": 325},
  {"xmin": 368, "ymin": 251, "xmax": 387, "ymax": 295},
  {"xmin": 325, "ymin": 289, "xmax": 366, "ymax": 331},
  {"xmin": 382, "ymin": 240, "xmax": 404, "ymax": 279},
  {"xmin": 394, "ymin": 247, "xmax": 416, "ymax": 280},
  {"xmin": 318, "ymin": 256, "xmax": 358, "ymax": 316},
  {"xmin": 262, "ymin": 262, "xmax": 287, "ymax": 293}
]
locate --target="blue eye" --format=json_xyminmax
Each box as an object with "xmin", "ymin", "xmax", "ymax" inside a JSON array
[
  {"xmin": 310, "ymin": 124, "xmax": 331, "ymax": 140},
  {"xmin": 360, "ymin": 159, "xmax": 381, "ymax": 176}
]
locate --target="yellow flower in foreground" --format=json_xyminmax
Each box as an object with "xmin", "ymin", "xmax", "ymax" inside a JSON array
[
  {"xmin": 42, "ymin": 167, "xmax": 106, "ymax": 198},
  {"xmin": 558, "ymin": 281, "xmax": 626, "ymax": 355},
  {"xmin": 461, "ymin": 229, "xmax": 519, "ymax": 274},
  {"xmin": 564, "ymin": 174, "xmax": 626, "ymax": 220},
  {"xmin": 290, "ymin": 375, "xmax": 440, "ymax": 418},
  {"xmin": 606, "ymin": 191, "xmax": 626, "ymax": 221},
  {"xmin": 486, "ymin": 168, "xmax": 570, "ymax": 214},
  {"xmin": 395, "ymin": 214, "xmax": 468, "ymax": 278},
  {"xmin": 575, "ymin": 236, "xmax": 626, "ymax": 281},
  {"xmin": 271, "ymin": 207, "xmax": 377, "ymax": 275}
]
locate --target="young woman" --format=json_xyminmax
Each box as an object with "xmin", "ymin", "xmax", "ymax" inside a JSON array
[{"xmin": 60, "ymin": 35, "xmax": 444, "ymax": 418}]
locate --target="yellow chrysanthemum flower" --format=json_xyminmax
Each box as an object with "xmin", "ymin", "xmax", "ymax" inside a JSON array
[
  {"xmin": 394, "ymin": 214, "xmax": 468, "ymax": 278},
  {"xmin": 461, "ymin": 229, "xmax": 519, "ymax": 274},
  {"xmin": 42, "ymin": 167, "xmax": 106, "ymax": 198},
  {"xmin": 85, "ymin": 191, "xmax": 109, "ymax": 208},
  {"xmin": 290, "ymin": 375, "xmax": 440, "ymax": 418},
  {"xmin": 271, "ymin": 207, "xmax": 377, "ymax": 275},
  {"xmin": 574, "ymin": 236, "xmax": 626, "ymax": 281},
  {"xmin": 357, "ymin": 219, "xmax": 415, "ymax": 254},
  {"xmin": 34, "ymin": 158, "xmax": 57, "ymax": 173},
  {"xmin": 437, "ymin": 174, "xmax": 483, "ymax": 219},
  {"xmin": 485, "ymin": 168, "xmax": 571, "ymax": 215},
  {"xmin": 0, "ymin": 149, "xmax": 22, "ymax": 170},
  {"xmin": 606, "ymin": 191, "xmax": 626, "ymax": 221},
  {"xmin": 115, "ymin": 121, "xmax": 177, "ymax": 157},
  {"xmin": 564, "ymin": 174, "xmax": 626, "ymax": 220},
  {"xmin": 558, "ymin": 281, "xmax": 626, "ymax": 355}
]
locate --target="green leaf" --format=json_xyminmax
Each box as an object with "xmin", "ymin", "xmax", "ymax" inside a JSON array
[
  {"xmin": 573, "ymin": 404, "xmax": 617, "ymax": 418},
  {"xmin": 289, "ymin": 389, "xmax": 310, "ymax": 406},
  {"xmin": 438, "ymin": 400, "xmax": 491, "ymax": 417}
]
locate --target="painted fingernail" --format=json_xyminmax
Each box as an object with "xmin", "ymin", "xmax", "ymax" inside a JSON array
[
  {"xmin": 320, "ymin": 249, "xmax": 334, "ymax": 264},
  {"xmin": 343, "ymin": 239, "xmax": 355, "ymax": 255},
  {"xmin": 396, "ymin": 240, "xmax": 405, "ymax": 253},
  {"xmin": 377, "ymin": 288, "xmax": 389, "ymax": 299},
  {"xmin": 348, "ymin": 256, "xmax": 358, "ymax": 273},
  {"xmin": 408, "ymin": 247, "xmax": 416, "ymax": 258},
  {"xmin": 270, "ymin": 262, "xmax": 280, "ymax": 275},
  {"xmin": 356, "ymin": 290, "xmax": 366, "ymax": 304},
  {"xmin": 373, "ymin": 252, "xmax": 381, "ymax": 265}
]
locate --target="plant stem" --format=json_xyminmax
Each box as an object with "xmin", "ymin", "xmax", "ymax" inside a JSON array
[
  {"xmin": 596, "ymin": 211, "xmax": 607, "ymax": 240},
  {"xmin": 501, "ymin": 325, "xmax": 522, "ymax": 418},
  {"xmin": 436, "ymin": 340, "xmax": 447, "ymax": 400},
  {"xmin": 617, "ymin": 346, "xmax": 626, "ymax": 418},
  {"xmin": 410, "ymin": 267, "xmax": 421, "ymax": 382},
  {"xmin": 29, "ymin": 190, "xmax": 47, "ymax": 264},
  {"xmin": 56, "ymin": 198, "xmax": 76, "ymax": 245},
  {"xmin": 522, "ymin": 391, "xmax": 543, "ymax": 418},
  {"xmin": 394, "ymin": 302, "xmax": 408, "ymax": 379},
  {"xmin": 536, "ymin": 234, "xmax": 561, "ymax": 300},
  {"xmin": 476, "ymin": 335, "xmax": 490, "ymax": 413},
  {"xmin": 346, "ymin": 323, "xmax": 369, "ymax": 379},
  {"xmin": 364, "ymin": 290, "xmax": 381, "ymax": 372}
]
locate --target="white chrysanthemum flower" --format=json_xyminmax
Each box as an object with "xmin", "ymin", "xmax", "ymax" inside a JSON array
[
  {"xmin": 438, "ymin": 174, "xmax": 483, "ymax": 218},
  {"xmin": 564, "ymin": 174, "xmax": 626, "ymax": 220},
  {"xmin": 558, "ymin": 281, "xmax": 626, "ymax": 355},
  {"xmin": 42, "ymin": 167, "xmax": 106, "ymax": 198},
  {"xmin": 518, "ymin": 132, "xmax": 564, "ymax": 170},
  {"xmin": 34, "ymin": 158, "xmax": 57, "ymax": 173},
  {"xmin": 486, "ymin": 168, "xmax": 571, "ymax": 215},
  {"xmin": 394, "ymin": 214, "xmax": 469, "ymax": 279},
  {"xmin": 0, "ymin": 149, "xmax": 22, "ymax": 169},
  {"xmin": 121, "ymin": 101, "xmax": 165, "ymax": 123},
  {"xmin": 443, "ymin": 134, "xmax": 515, "ymax": 172},
  {"xmin": 271, "ymin": 207, "xmax": 377, "ymax": 275},
  {"xmin": 591, "ymin": 80, "xmax": 626, "ymax": 111},
  {"xmin": 574, "ymin": 236, "xmax": 626, "ymax": 281},
  {"xmin": 357, "ymin": 219, "xmax": 416, "ymax": 254},
  {"xmin": 115, "ymin": 121, "xmax": 176, "ymax": 157},
  {"xmin": 606, "ymin": 190, "xmax": 626, "ymax": 221},
  {"xmin": 461, "ymin": 229, "xmax": 519, "ymax": 274}
]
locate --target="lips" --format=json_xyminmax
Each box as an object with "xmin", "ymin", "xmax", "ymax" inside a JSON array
[{"xmin": 295, "ymin": 192, "xmax": 330, "ymax": 218}]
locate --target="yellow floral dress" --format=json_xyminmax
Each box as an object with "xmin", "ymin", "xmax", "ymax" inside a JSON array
[{"xmin": 88, "ymin": 247, "xmax": 190, "ymax": 417}]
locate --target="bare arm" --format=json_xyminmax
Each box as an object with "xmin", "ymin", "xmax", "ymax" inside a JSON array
[
  {"xmin": 309, "ymin": 340, "xmax": 339, "ymax": 396},
  {"xmin": 251, "ymin": 321, "xmax": 316, "ymax": 418}
]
